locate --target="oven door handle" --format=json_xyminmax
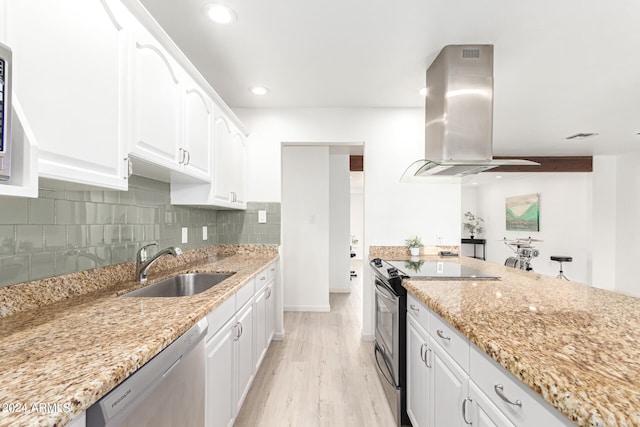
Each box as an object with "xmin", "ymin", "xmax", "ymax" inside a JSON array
[
  {"xmin": 375, "ymin": 281, "xmax": 397, "ymax": 302},
  {"xmin": 374, "ymin": 342, "xmax": 398, "ymax": 388}
]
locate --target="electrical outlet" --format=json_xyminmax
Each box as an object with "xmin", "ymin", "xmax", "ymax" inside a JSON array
[
  {"xmin": 182, "ymin": 227, "xmax": 188, "ymax": 244},
  {"xmin": 437, "ymin": 236, "xmax": 444, "ymax": 245},
  {"xmin": 202, "ymin": 226, "xmax": 208, "ymax": 241},
  {"xmin": 258, "ymin": 210, "xmax": 267, "ymax": 223}
]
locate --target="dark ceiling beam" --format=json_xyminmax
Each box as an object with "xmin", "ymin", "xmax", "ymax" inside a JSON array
[
  {"xmin": 350, "ymin": 155, "xmax": 364, "ymax": 171},
  {"xmin": 492, "ymin": 156, "xmax": 592, "ymax": 173}
]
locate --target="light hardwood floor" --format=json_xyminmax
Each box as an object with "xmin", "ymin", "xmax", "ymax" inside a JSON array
[{"xmin": 234, "ymin": 261, "xmax": 395, "ymax": 427}]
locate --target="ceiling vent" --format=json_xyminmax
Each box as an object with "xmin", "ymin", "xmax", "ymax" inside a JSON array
[{"xmin": 565, "ymin": 133, "xmax": 598, "ymax": 140}]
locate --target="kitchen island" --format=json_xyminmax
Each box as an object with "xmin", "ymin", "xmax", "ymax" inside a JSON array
[
  {"xmin": 0, "ymin": 244, "xmax": 278, "ymax": 427},
  {"xmin": 381, "ymin": 250, "xmax": 640, "ymax": 427}
]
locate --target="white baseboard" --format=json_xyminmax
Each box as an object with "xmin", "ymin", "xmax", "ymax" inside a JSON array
[
  {"xmin": 284, "ymin": 305, "xmax": 331, "ymax": 312},
  {"xmin": 273, "ymin": 331, "xmax": 285, "ymax": 341},
  {"xmin": 329, "ymin": 289, "xmax": 352, "ymax": 294},
  {"xmin": 361, "ymin": 333, "xmax": 375, "ymax": 342}
]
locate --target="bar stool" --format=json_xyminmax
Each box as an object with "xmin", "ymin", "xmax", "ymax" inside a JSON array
[{"xmin": 550, "ymin": 256, "xmax": 572, "ymax": 280}]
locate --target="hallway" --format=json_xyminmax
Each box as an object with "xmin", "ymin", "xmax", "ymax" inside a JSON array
[{"xmin": 234, "ymin": 262, "xmax": 395, "ymax": 426}]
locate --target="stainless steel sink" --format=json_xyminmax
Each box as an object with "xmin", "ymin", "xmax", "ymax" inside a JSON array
[{"xmin": 122, "ymin": 273, "xmax": 233, "ymax": 297}]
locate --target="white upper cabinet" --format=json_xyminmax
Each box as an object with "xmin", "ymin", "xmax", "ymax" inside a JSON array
[
  {"xmin": 213, "ymin": 112, "xmax": 246, "ymax": 208},
  {"xmin": 129, "ymin": 23, "xmax": 182, "ymax": 172},
  {"xmin": 182, "ymin": 75, "xmax": 212, "ymax": 181},
  {"xmin": 4, "ymin": 0, "xmax": 129, "ymax": 190}
]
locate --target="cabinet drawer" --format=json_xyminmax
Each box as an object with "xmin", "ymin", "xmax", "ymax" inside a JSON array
[
  {"xmin": 236, "ymin": 278, "xmax": 255, "ymax": 309},
  {"xmin": 470, "ymin": 345, "xmax": 572, "ymax": 427},
  {"xmin": 255, "ymin": 268, "xmax": 269, "ymax": 291},
  {"xmin": 267, "ymin": 262, "xmax": 277, "ymax": 281},
  {"xmin": 206, "ymin": 295, "xmax": 235, "ymax": 341},
  {"xmin": 429, "ymin": 310, "xmax": 470, "ymax": 373},
  {"xmin": 407, "ymin": 293, "xmax": 429, "ymax": 330}
]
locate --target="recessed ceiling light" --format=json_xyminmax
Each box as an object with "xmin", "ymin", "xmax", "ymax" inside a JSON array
[
  {"xmin": 205, "ymin": 3, "xmax": 237, "ymax": 24},
  {"xmin": 250, "ymin": 86, "xmax": 270, "ymax": 96},
  {"xmin": 496, "ymin": 175, "xmax": 503, "ymax": 179},
  {"xmin": 419, "ymin": 87, "xmax": 428, "ymax": 96}
]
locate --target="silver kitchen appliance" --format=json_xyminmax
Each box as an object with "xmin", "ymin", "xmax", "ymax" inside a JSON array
[
  {"xmin": 87, "ymin": 318, "xmax": 208, "ymax": 427},
  {"xmin": 403, "ymin": 45, "xmax": 538, "ymax": 179},
  {"xmin": 0, "ymin": 42, "xmax": 12, "ymax": 180}
]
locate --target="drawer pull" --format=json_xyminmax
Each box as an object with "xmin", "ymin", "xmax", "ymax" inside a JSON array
[
  {"xmin": 462, "ymin": 398, "xmax": 472, "ymax": 425},
  {"xmin": 420, "ymin": 343, "xmax": 427, "ymax": 362},
  {"xmin": 436, "ymin": 329, "xmax": 451, "ymax": 340},
  {"xmin": 409, "ymin": 304, "xmax": 420, "ymax": 312},
  {"xmin": 494, "ymin": 384, "xmax": 522, "ymax": 407}
]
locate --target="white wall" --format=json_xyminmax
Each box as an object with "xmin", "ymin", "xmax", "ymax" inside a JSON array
[
  {"xmin": 350, "ymin": 172, "xmax": 364, "ymax": 260},
  {"xmin": 614, "ymin": 152, "xmax": 640, "ymax": 296},
  {"xmin": 281, "ymin": 146, "xmax": 330, "ymax": 311},
  {"xmin": 236, "ymin": 107, "xmax": 462, "ymax": 339},
  {"xmin": 329, "ymin": 153, "xmax": 351, "ymax": 293},
  {"xmin": 466, "ymin": 173, "xmax": 592, "ymax": 283},
  {"xmin": 591, "ymin": 156, "xmax": 617, "ymax": 292}
]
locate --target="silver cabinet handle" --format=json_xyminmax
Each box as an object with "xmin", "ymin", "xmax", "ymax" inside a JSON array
[
  {"xmin": 260, "ymin": 276, "xmax": 266, "ymax": 281},
  {"xmin": 178, "ymin": 147, "xmax": 185, "ymax": 164},
  {"xmin": 233, "ymin": 322, "xmax": 241, "ymax": 341},
  {"xmin": 124, "ymin": 157, "xmax": 133, "ymax": 179},
  {"xmin": 184, "ymin": 149, "xmax": 191, "ymax": 165},
  {"xmin": 266, "ymin": 288, "xmax": 272, "ymax": 299},
  {"xmin": 409, "ymin": 304, "xmax": 420, "ymax": 312},
  {"xmin": 436, "ymin": 329, "xmax": 451, "ymax": 340},
  {"xmin": 239, "ymin": 322, "xmax": 243, "ymax": 338},
  {"xmin": 462, "ymin": 398, "xmax": 472, "ymax": 425},
  {"xmin": 494, "ymin": 384, "xmax": 522, "ymax": 407},
  {"xmin": 425, "ymin": 347, "xmax": 432, "ymax": 368},
  {"xmin": 420, "ymin": 343, "xmax": 427, "ymax": 363}
]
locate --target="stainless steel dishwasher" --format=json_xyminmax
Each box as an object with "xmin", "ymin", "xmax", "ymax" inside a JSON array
[{"xmin": 87, "ymin": 318, "xmax": 208, "ymax": 427}]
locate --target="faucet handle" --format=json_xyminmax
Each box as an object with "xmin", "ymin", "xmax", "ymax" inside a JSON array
[{"xmin": 137, "ymin": 242, "xmax": 158, "ymax": 263}]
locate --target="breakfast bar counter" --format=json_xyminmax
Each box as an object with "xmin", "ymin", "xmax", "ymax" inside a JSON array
[{"xmin": 395, "ymin": 254, "xmax": 640, "ymax": 427}]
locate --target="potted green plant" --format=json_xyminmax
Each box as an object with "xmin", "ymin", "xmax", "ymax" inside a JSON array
[
  {"xmin": 463, "ymin": 211, "xmax": 484, "ymax": 239},
  {"xmin": 405, "ymin": 235, "xmax": 424, "ymax": 256}
]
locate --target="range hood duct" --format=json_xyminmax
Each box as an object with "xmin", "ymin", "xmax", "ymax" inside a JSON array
[{"xmin": 408, "ymin": 45, "xmax": 537, "ymax": 178}]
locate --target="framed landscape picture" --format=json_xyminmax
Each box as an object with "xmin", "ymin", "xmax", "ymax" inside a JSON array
[{"xmin": 505, "ymin": 193, "xmax": 540, "ymax": 231}]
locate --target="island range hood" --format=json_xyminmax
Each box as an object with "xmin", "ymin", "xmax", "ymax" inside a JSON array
[{"xmin": 405, "ymin": 44, "xmax": 537, "ymax": 179}]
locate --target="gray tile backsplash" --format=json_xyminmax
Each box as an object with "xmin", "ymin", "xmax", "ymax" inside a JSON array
[{"xmin": 0, "ymin": 177, "xmax": 281, "ymax": 287}]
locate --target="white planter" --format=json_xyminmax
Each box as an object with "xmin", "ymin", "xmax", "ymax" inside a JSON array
[{"xmin": 410, "ymin": 247, "xmax": 420, "ymax": 256}]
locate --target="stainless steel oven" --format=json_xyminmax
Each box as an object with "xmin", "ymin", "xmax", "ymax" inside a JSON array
[
  {"xmin": 371, "ymin": 258, "xmax": 410, "ymax": 426},
  {"xmin": 0, "ymin": 42, "xmax": 12, "ymax": 181}
]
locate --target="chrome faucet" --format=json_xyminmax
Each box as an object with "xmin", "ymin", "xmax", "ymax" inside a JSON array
[{"xmin": 136, "ymin": 243, "xmax": 183, "ymax": 283}]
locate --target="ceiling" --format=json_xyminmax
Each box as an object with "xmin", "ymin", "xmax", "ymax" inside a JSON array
[{"xmin": 140, "ymin": 0, "xmax": 640, "ymax": 157}]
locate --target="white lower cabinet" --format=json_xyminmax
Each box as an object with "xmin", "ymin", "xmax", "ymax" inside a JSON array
[
  {"xmin": 205, "ymin": 262, "xmax": 279, "ymax": 427},
  {"xmin": 468, "ymin": 380, "xmax": 515, "ymax": 427},
  {"xmin": 407, "ymin": 292, "xmax": 573, "ymax": 427},
  {"xmin": 430, "ymin": 339, "xmax": 469, "ymax": 427},
  {"xmin": 205, "ymin": 317, "xmax": 235, "ymax": 427},
  {"xmin": 406, "ymin": 313, "xmax": 430, "ymax": 427},
  {"xmin": 235, "ymin": 299, "xmax": 255, "ymax": 413}
]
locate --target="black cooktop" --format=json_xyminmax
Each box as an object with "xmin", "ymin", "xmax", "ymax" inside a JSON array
[{"xmin": 387, "ymin": 259, "xmax": 499, "ymax": 280}]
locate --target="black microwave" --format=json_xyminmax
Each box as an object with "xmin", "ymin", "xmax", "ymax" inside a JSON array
[{"xmin": 0, "ymin": 42, "xmax": 12, "ymax": 181}]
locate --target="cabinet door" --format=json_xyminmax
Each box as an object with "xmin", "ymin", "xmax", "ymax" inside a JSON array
[
  {"xmin": 183, "ymin": 77, "xmax": 212, "ymax": 181},
  {"xmin": 205, "ymin": 319, "xmax": 236, "ymax": 427},
  {"xmin": 131, "ymin": 24, "xmax": 181, "ymax": 169},
  {"xmin": 254, "ymin": 286, "xmax": 268, "ymax": 371},
  {"xmin": 265, "ymin": 282, "xmax": 276, "ymax": 343},
  {"xmin": 231, "ymin": 131, "xmax": 246, "ymax": 204},
  {"xmin": 431, "ymin": 339, "xmax": 470, "ymax": 427},
  {"xmin": 6, "ymin": 0, "xmax": 128, "ymax": 189},
  {"xmin": 213, "ymin": 114, "xmax": 233, "ymax": 203},
  {"xmin": 235, "ymin": 300, "xmax": 255, "ymax": 413},
  {"xmin": 406, "ymin": 314, "xmax": 430, "ymax": 427},
  {"xmin": 468, "ymin": 381, "xmax": 515, "ymax": 427}
]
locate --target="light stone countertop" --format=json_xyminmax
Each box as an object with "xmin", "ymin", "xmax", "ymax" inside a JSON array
[
  {"xmin": 392, "ymin": 254, "xmax": 640, "ymax": 427},
  {"xmin": 0, "ymin": 245, "xmax": 279, "ymax": 427}
]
